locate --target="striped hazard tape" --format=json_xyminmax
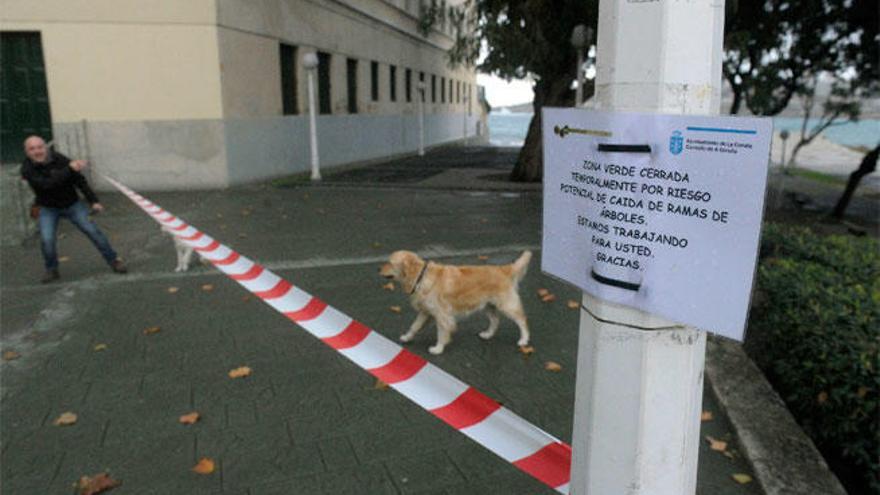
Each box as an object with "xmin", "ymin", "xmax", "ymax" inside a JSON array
[{"xmin": 105, "ymin": 177, "xmax": 572, "ymax": 493}]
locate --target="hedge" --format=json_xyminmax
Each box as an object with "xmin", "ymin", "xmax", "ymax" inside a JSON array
[{"xmin": 746, "ymin": 223, "xmax": 879, "ymax": 494}]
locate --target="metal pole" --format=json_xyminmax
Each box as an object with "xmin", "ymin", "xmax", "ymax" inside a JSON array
[
  {"xmin": 303, "ymin": 53, "xmax": 321, "ymax": 181},
  {"xmin": 570, "ymin": 1, "xmax": 723, "ymax": 493},
  {"xmin": 417, "ymin": 82, "xmax": 426, "ymax": 156}
]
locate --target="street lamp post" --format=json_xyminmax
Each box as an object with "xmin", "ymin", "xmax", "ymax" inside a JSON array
[
  {"xmin": 417, "ymin": 81, "xmax": 426, "ymax": 156},
  {"xmin": 302, "ymin": 52, "xmax": 321, "ymax": 181},
  {"xmin": 571, "ymin": 24, "xmax": 590, "ymax": 107}
]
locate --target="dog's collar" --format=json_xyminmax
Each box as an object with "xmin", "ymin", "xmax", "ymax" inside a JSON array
[{"xmin": 409, "ymin": 260, "xmax": 429, "ymax": 295}]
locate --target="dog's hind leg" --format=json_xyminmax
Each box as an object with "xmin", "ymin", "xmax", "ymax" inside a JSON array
[
  {"xmin": 498, "ymin": 296, "xmax": 530, "ymax": 346},
  {"xmin": 400, "ymin": 311, "xmax": 431, "ymax": 343},
  {"xmin": 429, "ymin": 314, "xmax": 456, "ymax": 355},
  {"xmin": 479, "ymin": 306, "xmax": 500, "ymax": 341}
]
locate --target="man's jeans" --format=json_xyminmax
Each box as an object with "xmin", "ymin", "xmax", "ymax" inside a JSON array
[{"xmin": 38, "ymin": 201, "xmax": 117, "ymax": 271}]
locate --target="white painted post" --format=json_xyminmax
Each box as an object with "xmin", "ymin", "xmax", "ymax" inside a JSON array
[
  {"xmin": 570, "ymin": 1, "xmax": 725, "ymax": 494},
  {"xmin": 302, "ymin": 52, "xmax": 321, "ymax": 181},
  {"xmin": 417, "ymin": 81, "xmax": 426, "ymax": 156}
]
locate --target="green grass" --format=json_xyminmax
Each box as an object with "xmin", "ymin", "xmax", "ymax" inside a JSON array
[{"xmin": 788, "ymin": 167, "xmax": 847, "ymax": 186}]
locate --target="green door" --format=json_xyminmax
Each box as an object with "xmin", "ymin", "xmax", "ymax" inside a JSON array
[{"xmin": 1, "ymin": 32, "xmax": 52, "ymax": 164}]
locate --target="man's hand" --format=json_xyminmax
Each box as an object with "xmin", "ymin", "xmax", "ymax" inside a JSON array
[
  {"xmin": 91, "ymin": 203, "xmax": 104, "ymax": 214},
  {"xmin": 69, "ymin": 160, "xmax": 88, "ymax": 172}
]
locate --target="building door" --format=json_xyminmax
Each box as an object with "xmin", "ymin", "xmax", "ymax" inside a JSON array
[{"xmin": 1, "ymin": 32, "xmax": 52, "ymax": 164}]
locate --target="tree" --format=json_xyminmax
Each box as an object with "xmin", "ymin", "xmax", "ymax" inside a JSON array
[
  {"xmin": 831, "ymin": 144, "xmax": 879, "ymax": 219},
  {"xmin": 420, "ymin": 0, "xmax": 598, "ymax": 182}
]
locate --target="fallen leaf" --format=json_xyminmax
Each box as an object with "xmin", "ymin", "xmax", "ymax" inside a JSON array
[
  {"xmin": 59, "ymin": 256, "xmax": 71, "ymax": 262},
  {"xmin": 382, "ymin": 282, "xmax": 395, "ymax": 291},
  {"xmin": 731, "ymin": 473, "xmax": 753, "ymax": 484},
  {"xmin": 537, "ymin": 288, "xmax": 550, "ymax": 297},
  {"xmin": 389, "ymin": 306, "xmax": 402, "ymax": 314},
  {"xmin": 179, "ymin": 412, "xmax": 200, "ymax": 425},
  {"xmin": 192, "ymin": 457, "xmax": 215, "ymax": 475},
  {"xmin": 53, "ymin": 412, "xmax": 78, "ymax": 426},
  {"xmin": 541, "ymin": 294, "xmax": 557, "ymax": 303},
  {"xmin": 76, "ymin": 472, "xmax": 121, "ymax": 495},
  {"xmin": 317, "ymin": 208, "xmax": 326, "ymax": 214},
  {"xmin": 544, "ymin": 361, "xmax": 562, "ymax": 372},
  {"xmin": 241, "ymin": 295, "xmax": 251, "ymax": 302},
  {"xmin": 238, "ymin": 233, "xmax": 247, "ymax": 238},
  {"xmin": 167, "ymin": 287, "xmax": 179, "ymax": 294},
  {"xmin": 143, "ymin": 326, "xmax": 161, "ymax": 335},
  {"xmin": 372, "ymin": 242, "xmax": 382, "ymax": 248},
  {"xmin": 857, "ymin": 386, "xmax": 869, "ymax": 398},
  {"xmin": 817, "ymin": 391, "xmax": 828, "ymax": 404},
  {"xmin": 228, "ymin": 366, "xmax": 252, "ymax": 379},
  {"xmin": 201, "ymin": 284, "xmax": 214, "ymax": 292},
  {"xmin": 705, "ymin": 435, "xmax": 727, "ymax": 452},
  {"xmin": 480, "ymin": 218, "xmax": 488, "ymax": 223},
  {"xmin": 477, "ymin": 255, "xmax": 489, "ymax": 261},
  {"xmin": 566, "ymin": 300, "xmax": 580, "ymax": 309},
  {"xmin": 93, "ymin": 344, "xmax": 108, "ymax": 352},
  {"xmin": 281, "ymin": 215, "xmax": 289, "ymax": 220},
  {"xmin": 374, "ymin": 379, "xmax": 389, "ymax": 391},
  {"xmin": 519, "ymin": 345, "xmax": 535, "ymax": 356},
  {"xmin": 216, "ymin": 213, "xmax": 223, "ymax": 218},
  {"xmin": 2, "ymin": 350, "xmax": 20, "ymax": 361},
  {"xmin": 701, "ymin": 411, "xmax": 713, "ymax": 422}
]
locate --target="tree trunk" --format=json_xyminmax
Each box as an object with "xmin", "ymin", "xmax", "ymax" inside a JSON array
[
  {"xmin": 831, "ymin": 145, "xmax": 880, "ymax": 219},
  {"xmin": 510, "ymin": 76, "xmax": 575, "ymax": 182},
  {"xmin": 729, "ymin": 88, "xmax": 743, "ymax": 115}
]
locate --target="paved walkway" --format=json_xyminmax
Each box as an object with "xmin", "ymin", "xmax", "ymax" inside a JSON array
[{"xmin": 2, "ymin": 146, "xmax": 770, "ymax": 494}]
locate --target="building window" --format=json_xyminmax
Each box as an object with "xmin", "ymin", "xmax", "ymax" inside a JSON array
[
  {"xmin": 405, "ymin": 68, "xmax": 412, "ymax": 102},
  {"xmin": 347, "ymin": 58, "xmax": 358, "ymax": 114},
  {"xmin": 449, "ymin": 78, "xmax": 453, "ymax": 104},
  {"xmin": 317, "ymin": 51, "xmax": 331, "ymax": 114},
  {"xmin": 371, "ymin": 61, "xmax": 379, "ymax": 101},
  {"xmin": 279, "ymin": 43, "xmax": 298, "ymax": 115},
  {"xmin": 431, "ymin": 74, "xmax": 436, "ymax": 103},
  {"xmin": 468, "ymin": 83, "xmax": 472, "ymax": 115},
  {"xmin": 389, "ymin": 65, "xmax": 397, "ymax": 102},
  {"xmin": 456, "ymin": 80, "xmax": 460, "ymax": 104},
  {"xmin": 440, "ymin": 76, "xmax": 445, "ymax": 103}
]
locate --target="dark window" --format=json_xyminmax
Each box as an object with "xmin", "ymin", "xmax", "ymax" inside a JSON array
[
  {"xmin": 0, "ymin": 32, "xmax": 52, "ymax": 162},
  {"xmin": 346, "ymin": 58, "xmax": 358, "ymax": 114},
  {"xmin": 449, "ymin": 78, "xmax": 453, "ymax": 104},
  {"xmin": 431, "ymin": 74, "xmax": 436, "ymax": 103},
  {"xmin": 456, "ymin": 80, "xmax": 460, "ymax": 104},
  {"xmin": 371, "ymin": 61, "xmax": 379, "ymax": 101},
  {"xmin": 317, "ymin": 51, "xmax": 331, "ymax": 114},
  {"xmin": 468, "ymin": 84, "xmax": 472, "ymax": 115},
  {"xmin": 405, "ymin": 68, "xmax": 412, "ymax": 102},
  {"xmin": 279, "ymin": 43, "xmax": 298, "ymax": 115},
  {"xmin": 440, "ymin": 77, "xmax": 445, "ymax": 103},
  {"xmin": 389, "ymin": 65, "xmax": 397, "ymax": 102}
]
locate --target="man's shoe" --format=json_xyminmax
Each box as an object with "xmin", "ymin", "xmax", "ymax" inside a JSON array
[
  {"xmin": 110, "ymin": 259, "xmax": 128, "ymax": 274},
  {"xmin": 41, "ymin": 269, "xmax": 60, "ymax": 283}
]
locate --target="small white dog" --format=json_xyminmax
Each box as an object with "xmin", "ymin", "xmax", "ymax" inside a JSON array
[{"xmin": 161, "ymin": 226, "xmax": 204, "ymax": 272}]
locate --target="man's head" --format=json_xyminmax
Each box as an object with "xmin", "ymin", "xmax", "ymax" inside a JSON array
[{"xmin": 24, "ymin": 136, "xmax": 49, "ymax": 163}]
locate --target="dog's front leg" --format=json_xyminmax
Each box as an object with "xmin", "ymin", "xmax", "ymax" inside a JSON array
[
  {"xmin": 400, "ymin": 311, "xmax": 431, "ymax": 343},
  {"xmin": 429, "ymin": 315, "xmax": 456, "ymax": 355}
]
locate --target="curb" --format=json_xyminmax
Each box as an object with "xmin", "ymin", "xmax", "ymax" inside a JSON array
[{"xmin": 705, "ymin": 335, "xmax": 847, "ymax": 495}]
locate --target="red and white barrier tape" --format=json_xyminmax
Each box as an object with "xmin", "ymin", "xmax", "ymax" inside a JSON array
[{"xmin": 105, "ymin": 177, "xmax": 571, "ymax": 493}]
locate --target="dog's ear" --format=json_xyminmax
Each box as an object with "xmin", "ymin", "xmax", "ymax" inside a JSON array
[{"xmin": 401, "ymin": 253, "xmax": 423, "ymax": 285}]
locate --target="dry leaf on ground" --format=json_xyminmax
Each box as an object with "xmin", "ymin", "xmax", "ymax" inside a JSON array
[
  {"xmin": 372, "ymin": 242, "xmax": 382, "ymax": 248},
  {"xmin": 143, "ymin": 326, "xmax": 161, "ymax": 335},
  {"xmin": 857, "ymin": 386, "xmax": 869, "ymax": 398},
  {"xmin": 228, "ymin": 366, "xmax": 252, "ymax": 379},
  {"xmin": 77, "ymin": 472, "xmax": 121, "ymax": 495},
  {"xmin": 167, "ymin": 287, "xmax": 179, "ymax": 294},
  {"xmin": 2, "ymin": 350, "xmax": 21, "ymax": 361},
  {"xmin": 53, "ymin": 412, "xmax": 78, "ymax": 426},
  {"xmin": 201, "ymin": 284, "xmax": 214, "ymax": 292},
  {"xmin": 179, "ymin": 412, "xmax": 200, "ymax": 425},
  {"xmin": 93, "ymin": 344, "xmax": 108, "ymax": 352},
  {"xmin": 241, "ymin": 295, "xmax": 251, "ymax": 302},
  {"xmin": 374, "ymin": 379, "xmax": 389, "ymax": 391},
  {"xmin": 541, "ymin": 294, "xmax": 557, "ymax": 303},
  {"xmin": 192, "ymin": 457, "xmax": 215, "ymax": 475},
  {"xmin": 544, "ymin": 361, "xmax": 562, "ymax": 372},
  {"xmin": 59, "ymin": 256, "xmax": 71, "ymax": 262},
  {"xmin": 566, "ymin": 300, "xmax": 580, "ymax": 309},
  {"xmin": 480, "ymin": 218, "xmax": 488, "ymax": 223},
  {"xmin": 518, "ymin": 345, "xmax": 535, "ymax": 356},
  {"xmin": 705, "ymin": 435, "xmax": 728, "ymax": 452},
  {"xmin": 731, "ymin": 473, "xmax": 753, "ymax": 484},
  {"xmin": 382, "ymin": 282, "xmax": 395, "ymax": 291},
  {"xmin": 477, "ymin": 255, "xmax": 489, "ymax": 261},
  {"xmin": 537, "ymin": 288, "xmax": 550, "ymax": 297},
  {"xmin": 817, "ymin": 391, "xmax": 829, "ymax": 404},
  {"xmin": 701, "ymin": 411, "xmax": 713, "ymax": 422},
  {"xmin": 389, "ymin": 306, "xmax": 402, "ymax": 314}
]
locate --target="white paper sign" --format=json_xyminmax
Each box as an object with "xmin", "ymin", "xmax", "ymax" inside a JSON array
[{"xmin": 541, "ymin": 109, "xmax": 773, "ymax": 340}]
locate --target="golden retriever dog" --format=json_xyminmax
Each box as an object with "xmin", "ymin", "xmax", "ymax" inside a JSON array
[{"xmin": 380, "ymin": 250, "xmax": 532, "ymax": 355}]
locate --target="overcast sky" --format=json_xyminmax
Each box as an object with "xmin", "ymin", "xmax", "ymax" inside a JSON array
[{"xmin": 476, "ymin": 73, "xmax": 534, "ymax": 108}]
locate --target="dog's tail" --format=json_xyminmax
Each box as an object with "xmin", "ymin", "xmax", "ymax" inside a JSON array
[{"xmin": 510, "ymin": 250, "xmax": 532, "ymax": 283}]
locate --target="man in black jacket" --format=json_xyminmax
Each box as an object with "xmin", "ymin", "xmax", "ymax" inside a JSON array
[{"xmin": 21, "ymin": 135, "xmax": 127, "ymax": 283}]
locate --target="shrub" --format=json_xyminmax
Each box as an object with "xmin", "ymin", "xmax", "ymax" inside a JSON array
[{"xmin": 746, "ymin": 223, "xmax": 879, "ymax": 494}]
